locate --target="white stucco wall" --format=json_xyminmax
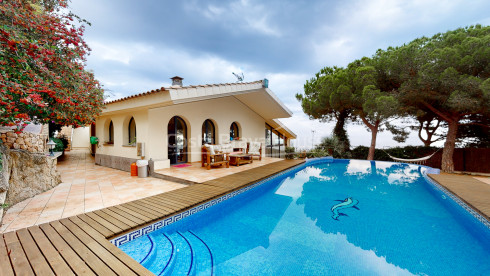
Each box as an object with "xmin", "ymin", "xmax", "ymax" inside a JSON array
[
  {"xmin": 148, "ymin": 96, "xmax": 266, "ymax": 162},
  {"xmin": 96, "ymin": 96, "xmax": 267, "ymax": 167},
  {"xmin": 96, "ymin": 109, "xmax": 149, "ymax": 159},
  {"xmin": 71, "ymin": 127, "xmax": 90, "ymax": 149}
]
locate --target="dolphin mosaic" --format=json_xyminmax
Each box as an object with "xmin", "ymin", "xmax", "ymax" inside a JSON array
[{"xmin": 331, "ymin": 197, "xmax": 359, "ymax": 220}]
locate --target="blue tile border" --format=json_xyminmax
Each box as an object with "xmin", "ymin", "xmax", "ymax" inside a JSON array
[
  {"xmin": 422, "ymin": 170, "xmax": 490, "ymax": 229},
  {"xmin": 111, "ymin": 158, "xmax": 490, "ymax": 247}
]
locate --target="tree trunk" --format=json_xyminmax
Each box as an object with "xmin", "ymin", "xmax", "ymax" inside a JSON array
[
  {"xmin": 367, "ymin": 125, "xmax": 378, "ymax": 160},
  {"xmin": 359, "ymin": 115, "xmax": 379, "ymax": 161},
  {"xmin": 333, "ymin": 110, "xmax": 350, "ymax": 152},
  {"xmin": 441, "ymin": 120, "xmax": 458, "ymax": 172}
]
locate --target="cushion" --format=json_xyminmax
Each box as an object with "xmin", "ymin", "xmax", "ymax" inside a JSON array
[
  {"xmin": 221, "ymin": 143, "xmax": 233, "ymax": 154},
  {"xmin": 204, "ymin": 144, "xmax": 215, "ymax": 155},
  {"xmin": 233, "ymin": 140, "xmax": 247, "ymax": 150},
  {"xmin": 249, "ymin": 142, "xmax": 261, "ymax": 155},
  {"xmin": 213, "ymin": 144, "xmax": 221, "ymax": 153}
]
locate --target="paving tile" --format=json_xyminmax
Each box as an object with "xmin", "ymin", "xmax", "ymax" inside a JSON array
[{"xmin": 0, "ymin": 149, "xmax": 186, "ymax": 233}]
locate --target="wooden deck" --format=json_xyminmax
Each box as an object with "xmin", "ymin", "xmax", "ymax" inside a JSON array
[
  {"xmin": 0, "ymin": 159, "xmax": 304, "ymax": 275},
  {"xmin": 429, "ymin": 173, "xmax": 490, "ymax": 220}
]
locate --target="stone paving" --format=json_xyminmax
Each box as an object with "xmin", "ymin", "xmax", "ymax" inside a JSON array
[
  {"xmin": 0, "ymin": 150, "xmax": 186, "ymax": 233},
  {"xmin": 154, "ymin": 156, "xmax": 283, "ymax": 183}
]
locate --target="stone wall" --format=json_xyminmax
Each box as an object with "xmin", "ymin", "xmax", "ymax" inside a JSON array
[
  {"xmin": 0, "ymin": 130, "xmax": 47, "ymax": 153},
  {"xmin": 0, "ymin": 146, "xmax": 61, "ymax": 221}
]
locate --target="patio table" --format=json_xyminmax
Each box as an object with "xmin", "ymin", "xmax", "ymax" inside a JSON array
[{"xmin": 228, "ymin": 153, "xmax": 253, "ymax": 167}]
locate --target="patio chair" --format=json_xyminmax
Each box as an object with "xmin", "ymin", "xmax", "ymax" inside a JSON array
[
  {"xmin": 231, "ymin": 140, "xmax": 247, "ymax": 153},
  {"xmin": 202, "ymin": 145, "xmax": 229, "ymax": 170},
  {"xmin": 247, "ymin": 142, "xmax": 262, "ymax": 161}
]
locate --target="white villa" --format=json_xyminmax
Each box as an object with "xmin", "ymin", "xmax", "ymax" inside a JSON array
[{"xmin": 91, "ymin": 77, "xmax": 296, "ymax": 172}]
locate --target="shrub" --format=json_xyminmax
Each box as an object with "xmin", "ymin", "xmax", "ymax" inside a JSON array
[
  {"xmin": 57, "ymin": 134, "xmax": 69, "ymax": 149},
  {"xmin": 50, "ymin": 137, "xmax": 65, "ymax": 152},
  {"xmin": 306, "ymin": 148, "xmax": 329, "ymax": 158},
  {"xmin": 285, "ymin": 146, "xmax": 296, "ymax": 159},
  {"xmin": 316, "ymin": 135, "xmax": 351, "ymax": 158}
]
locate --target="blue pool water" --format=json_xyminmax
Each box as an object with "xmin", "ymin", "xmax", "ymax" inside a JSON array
[{"xmin": 119, "ymin": 160, "xmax": 490, "ymax": 275}]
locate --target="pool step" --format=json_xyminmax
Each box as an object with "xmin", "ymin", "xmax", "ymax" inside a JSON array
[
  {"xmin": 162, "ymin": 232, "xmax": 194, "ymax": 275},
  {"xmin": 185, "ymin": 231, "xmax": 214, "ymax": 276},
  {"xmin": 140, "ymin": 236, "xmax": 156, "ymax": 266},
  {"xmin": 147, "ymin": 231, "xmax": 214, "ymax": 276},
  {"xmin": 143, "ymin": 233, "xmax": 174, "ymax": 275}
]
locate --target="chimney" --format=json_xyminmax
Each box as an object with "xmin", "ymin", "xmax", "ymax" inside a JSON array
[{"xmin": 171, "ymin": 76, "xmax": 183, "ymax": 87}]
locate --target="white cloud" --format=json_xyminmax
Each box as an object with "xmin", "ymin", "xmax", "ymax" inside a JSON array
[
  {"xmin": 186, "ymin": 0, "xmax": 282, "ymax": 37},
  {"xmin": 309, "ymin": 0, "xmax": 472, "ymax": 67},
  {"xmin": 89, "ymin": 41, "xmax": 152, "ymax": 65}
]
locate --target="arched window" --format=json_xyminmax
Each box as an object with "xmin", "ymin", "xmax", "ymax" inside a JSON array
[
  {"xmin": 108, "ymin": 121, "xmax": 114, "ymax": 144},
  {"xmin": 128, "ymin": 117, "xmax": 136, "ymax": 144},
  {"xmin": 202, "ymin": 119, "xmax": 215, "ymax": 144},
  {"xmin": 230, "ymin": 122, "xmax": 239, "ymax": 141}
]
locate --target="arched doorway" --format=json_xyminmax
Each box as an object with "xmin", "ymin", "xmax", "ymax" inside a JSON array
[{"xmin": 168, "ymin": 116, "xmax": 187, "ymax": 164}]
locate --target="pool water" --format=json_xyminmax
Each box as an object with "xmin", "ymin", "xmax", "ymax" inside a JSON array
[{"xmin": 119, "ymin": 160, "xmax": 490, "ymax": 275}]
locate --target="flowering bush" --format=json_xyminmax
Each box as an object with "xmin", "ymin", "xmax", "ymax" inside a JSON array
[{"xmin": 0, "ymin": 0, "xmax": 104, "ymax": 132}]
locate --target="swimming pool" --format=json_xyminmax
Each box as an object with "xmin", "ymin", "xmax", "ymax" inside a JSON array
[{"xmin": 116, "ymin": 159, "xmax": 490, "ymax": 275}]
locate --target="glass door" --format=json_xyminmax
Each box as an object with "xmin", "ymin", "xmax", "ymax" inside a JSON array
[{"xmin": 168, "ymin": 116, "xmax": 187, "ymax": 164}]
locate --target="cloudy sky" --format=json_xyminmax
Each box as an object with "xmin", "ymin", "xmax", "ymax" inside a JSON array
[{"xmin": 70, "ymin": 0, "xmax": 490, "ymax": 149}]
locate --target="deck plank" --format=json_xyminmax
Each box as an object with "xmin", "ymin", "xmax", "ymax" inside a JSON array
[
  {"xmin": 112, "ymin": 205, "xmax": 154, "ymax": 222},
  {"xmin": 93, "ymin": 210, "xmax": 132, "ymax": 230},
  {"xmin": 16, "ymin": 228, "xmax": 54, "ymax": 275},
  {"xmin": 144, "ymin": 196, "xmax": 188, "ymax": 211},
  {"xmin": 0, "ymin": 234, "xmax": 15, "ymax": 276},
  {"xmin": 67, "ymin": 216, "xmax": 153, "ymax": 276},
  {"xmin": 77, "ymin": 214, "xmax": 114, "ymax": 238},
  {"xmin": 116, "ymin": 203, "xmax": 160, "ymax": 220},
  {"xmin": 27, "ymin": 226, "xmax": 74, "ymax": 276},
  {"xmin": 85, "ymin": 212, "xmax": 123, "ymax": 234},
  {"xmin": 49, "ymin": 220, "xmax": 117, "ymax": 275},
  {"xmin": 429, "ymin": 173, "xmax": 490, "ymax": 219},
  {"xmin": 133, "ymin": 198, "xmax": 177, "ymax": 214},
  {"xmin": 3, "ymin": 231, "xmax": 35, "ymax": 276},
  {"xmin": 106, "ymin": 206, "xmax": 146, "ymax": 225},
  {"xmin": 99, "ymin": 208, "xmax": 139, "ymax": 228},
  {"xmin": 39, "ymin": 223, "xmax": 96, "ymax": 275},
  {"xmin": 58, "ymin": 219, "xmax": 136, "ymax": 275},
  {"xmin": 123, "ymin": 202, "xmax": 164, "ymax": 219}
]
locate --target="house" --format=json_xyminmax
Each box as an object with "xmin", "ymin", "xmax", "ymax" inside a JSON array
[{"xmin": 92, "ymin": 77, "xmax": 296, "ymax": 171}]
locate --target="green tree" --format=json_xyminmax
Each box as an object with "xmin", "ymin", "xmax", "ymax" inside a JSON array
[
  {"xmin": 296, "ymin": 66, "xmax": 352, "ymax": 152},
  {"xmin": 348, "ymin": 58, "xmax": 403, "ymax": 160},
  {"xmin": 297, "ymin": 58, "xmax": 404, "ymax": 160},
  {"xmin": 379, "ymin": 25, "xmax": 490, "ymax": 172}
]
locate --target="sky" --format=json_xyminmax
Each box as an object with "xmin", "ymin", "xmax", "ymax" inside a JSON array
[{"xmin": 70, "ymin": 0, "xmax": 490, "ymax": 149}]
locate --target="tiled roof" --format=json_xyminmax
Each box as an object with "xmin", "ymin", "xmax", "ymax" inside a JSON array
[{"xmin": 105, "ymin": 80, "xmax": 263, "ymax": 105}]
